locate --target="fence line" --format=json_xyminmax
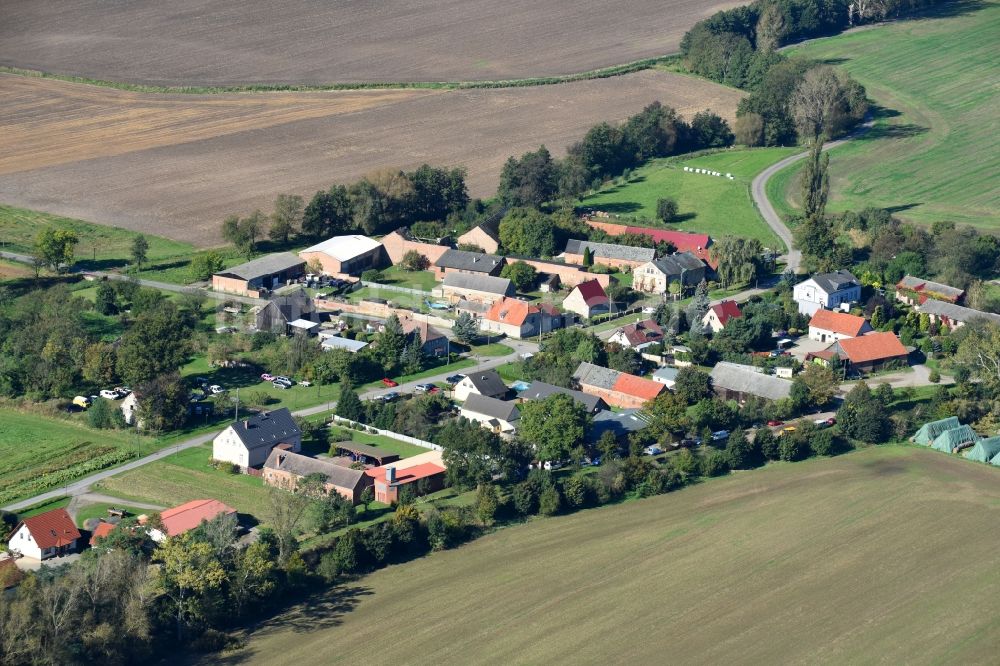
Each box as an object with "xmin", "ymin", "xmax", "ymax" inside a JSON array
[
  {"xmin": 331, "ymin": 416, "xmax": 441, "ymax": 451},
  {"xmin": 360, "ymin": 280, "xmax": 431, "ymax": 297}
]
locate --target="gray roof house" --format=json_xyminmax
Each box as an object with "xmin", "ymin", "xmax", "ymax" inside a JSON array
[
  {"xmin": 439, "ymin": 273, "xmax": 515, "ymax": 301},
  {"xmin": 434, "ymin": 249, "xmax": 505, "ymax": 276},
  {"xmin": 917, "ymin": 299, "xmax": 1000, "ymax": 328},
  {"xmin": 572, "ymin": 361, "xmax": 621, "ymax": 390},
  {"xmin": 263, "ymin": 449, "xmax": 372, "ymax": 503},
  {"xmin": 562, "ymin": 239, "xmax": 655, "ymax": 264},
  {"xmin": 253, "ymin": 288, "xmax": 319, "ymax": 334},
  {"xmin": 454, "ymin": 369, "xmax": 509, "ymax": 401},
  {"xmin": 587, "ymin": 409, "xmax": 650, "ymax": 444},
  {"xmin": 519, "ymin": 381, "xmax": 608, "ymax": 414},
  {"xmin": 212, "ymin": 407, "xmax": 302, "ymax": 469},
  {"xmin": 460, "ymin": 394, "xmax": 521, "ymax": 433},
  {"xmin": 793, "ymin": 269, "xmax": 862, "ymax": 316},
  {"xmin": 213, "ymin": 252, "xmax": 307, "ymax": 296},
  {"xmin": 709, "ymin": 362, "xmax": 793, "ymax": 402}
]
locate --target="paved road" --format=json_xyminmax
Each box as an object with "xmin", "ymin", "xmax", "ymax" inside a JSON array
[{"xmin": 2, "ymin": 339, "xmax": 537, "ymax": 513}]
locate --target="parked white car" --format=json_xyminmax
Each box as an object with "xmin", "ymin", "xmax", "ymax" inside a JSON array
[
  {"xmin": 99, "ymin": 389, "xmax": 120, "ymax": 400},
  {"xmin": 208, "ymin": 385, "xmax": 225, "ymax": 395}
]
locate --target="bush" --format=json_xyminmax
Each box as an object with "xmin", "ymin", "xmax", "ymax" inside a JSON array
[
  {"xmin": 928, "ymin": 369, "xmax": 941, "ymax": 383},
  {"xmin": 361, "ymin": 269, "xmax": 384, "ymax": 283},
  {"xmin": 656, "ymin": 197, "xmax": 679, "ymax": 223},
  {"xmin": 538, "ymin": 485, "xmax": 562, "ymax": 516},
  {"xmin": 703, "ymin": 450, "xmax": 731, "ymax": 477}
]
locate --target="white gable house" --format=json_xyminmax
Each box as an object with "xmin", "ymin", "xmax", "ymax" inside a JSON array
[
  {"xmin": 212, "ymin": 408, "xmax": 302, "ymax": 470},
  {"xmin": 793, "ymin": 270, "xmax": 861, "ymax": 316}
]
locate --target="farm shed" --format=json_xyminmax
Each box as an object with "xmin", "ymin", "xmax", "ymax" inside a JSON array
[
  {"xmin": 212, "ymin": 252, "xmax": 306, "ymax": 297},
  {"xmin": 930, "ymin": 425, "xmax": 980, "ymax": 454},
  {"xmin": 334, "ymin": 442, "xmax": 400, "ymax": 466},
  {"xmin": 965, "ymin": 436, "xmax": 1000, "ymax": 464},
  {"xmin": 911, "ymin": 417, "xmax": 961, "ymax": 445}
]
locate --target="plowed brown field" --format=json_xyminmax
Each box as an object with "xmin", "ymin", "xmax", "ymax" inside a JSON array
[
  {"xmin": 0, "ymin": 0, "xmax": 741, "ymax": 86},
  {"xmin": 0, "ymin": 72, "xmax": 743, "ymax": 246}
]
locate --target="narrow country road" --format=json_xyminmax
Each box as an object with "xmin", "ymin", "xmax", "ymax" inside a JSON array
[{"xmin": 2, "ymin": 340, "xmax": 537, "ymax": 513}]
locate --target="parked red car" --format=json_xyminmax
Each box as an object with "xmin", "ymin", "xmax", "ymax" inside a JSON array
[
  {"xmin": 381, "ymin": 378, "xmax": 398, "ymax": 388},
  {"xmin": 766, "ymin": 419, "xmax": 784, "ymax": 427}
]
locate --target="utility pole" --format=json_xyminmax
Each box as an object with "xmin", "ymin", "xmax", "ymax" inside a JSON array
[{"xmin": 234, "ymin": 387, "xmax": 239, "ymax": 422}]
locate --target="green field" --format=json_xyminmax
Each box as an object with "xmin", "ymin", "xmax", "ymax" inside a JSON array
[
  {"xmin": 770, "ymin": 2, "xmax": 1000, "ymax": 229},
  {"xmin": 227, "ymin": 446, "xmax": 1000, "ymax": 664},
  {"xmin": 581, "ymin": 148, "xmax": 796, "ymax": 249},
  {"xmin": 0, "ymin": 407, "xmax": 147, "ymax": 505}
]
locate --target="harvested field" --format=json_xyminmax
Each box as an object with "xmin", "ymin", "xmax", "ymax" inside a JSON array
[
  {"xmin": 0, "ymin": 72, "xmax": 743, "ymax": 246},
  {"xmin": 0, "ymin": 0, "xmax": 741, "ymax": 86},
  {"xmin": 215, "ymin": 446, "xmax": 1000, "ymax": 665}
]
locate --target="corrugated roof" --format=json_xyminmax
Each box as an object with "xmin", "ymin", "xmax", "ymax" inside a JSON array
[
  {"xmin": 833, "ymin": 332, "xmax": 908, "ymax": 364},
  {"xmin": 709, "ymin": 362, "xmax": 793, "ymax": 401},
  {"xmin": 217, "ymin": 252, "xmax": 305, "ymax": 281},
  {"xmin": 434, "ymin": 248, "xmax": 504, "ymax": 272},
  {"xmin": 587, "ymin": 409, "xmax": 651, "ymax": 443},
  {"xmin": 441, "ymin": 272, "xmax": 514, "ymax": 295},
  {"xmin": 17, "ymin": 508, "xmax": 81, "ymax": 550},
  {"xmin": 321, "ymin": 336, "xmax": 369, "ymax": 352},
  {"xmin": 461, "ymin": 393, "xmax": 520, "ymax": 421},
  {"xmin": 159, "ymin": 499, "xmax": 236, "ymax": 537},
  {"xmin": 301, "ymin": 235, "xmax": 382, "ymax": 262},
  {"xmin": 563, "ymin": 239, "xmax": 655, "ymax": 263},
  {"xmin": 265, "ymin": 450, "xmax": 371, "ymax": 490},
  {"xmin": 918, "ymin": 299, "xmax": 1000, "ymax": 325},
  {"xmin": 809, "ymin": 310, "xmax": 869, "ymax": 337}
]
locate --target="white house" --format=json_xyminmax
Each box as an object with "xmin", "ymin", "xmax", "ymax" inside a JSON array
[
  {"xmin": 807, "ymin": 309, "xmax": 872, "ymax": 343},
  {"xmin": 8, "ymin": 508, "xmax": 81, "ymax": 560},
  {"xmin": 454, "ymin": 369, "xmax": 508, "ymax": 402},
  {"xmin": 608, "ymin": 319, "xmax": 664, "ymax": 350},
  {"xmin": 460, "ymin": 394, "xmax": 520, "ymax": 434},
  {"xmin": 651, "ymin": 366, "xmax": 679, "ymax": 389},
  {"xmin": 561, "ymin": 279, "xmax": 611, "ymax": 319},
  {"xmin": 120, "ymin": 392, "xmax": 142, "ymax": 427},
  {"xmin": 793, "ymin": 270, "xmax": 861, "ymax": 316},
  {"xmin": 212, "ymin": 408, "xmax": 301, "ymax": 470}
]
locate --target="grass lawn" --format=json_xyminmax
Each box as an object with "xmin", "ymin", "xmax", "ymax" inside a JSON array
[
  {"xmin": 13, "ymin": 497, "xmax": 71, "ymax": 520},
  {"xmin": 377, "ymin": 265, "xmax": 438, "ymax": 291},
  {"xmin": 350, "ymin": 285, "xmax": 430, "ymax": 312},
  {"xmin": 93, "ymin": 443, "xmax": 273, "ymax": 519},
  {"xmin": 581, "ymin": 147, "xmax": 796, "ymax": 249},
  {"xmin": 327, "ymin": 426, "xmax": 432, "ymax": 459},
  {"xmin": 179, "ymin": 356, "xmax": 340, "ymax": 413},
  {"xmin": 467, "ymin": 342, "xmax": 514, "ymax": 357},
  {"xmin": 0, "ymin": 258, "xmax": 34, "ymax": 280},
  {"xmin": 232, "ymin": 446, "xmax": 1000, "ymax": 664},
  {"xmin": 0, "ymin": 204, "xmax": 193, "ymax": 271},
  {"xmin": 74, "ymin": 502, "xmax": 161, "ymax": 527},
  {"xmin": 495, "ymin": 361, "xmax": 525, "ymax": 383},
  {"xmin": 770, "ymin": 2, "xmax": 1000, "ymax": 230}
]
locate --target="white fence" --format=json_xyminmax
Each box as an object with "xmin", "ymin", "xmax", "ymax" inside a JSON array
[
  {"xmin": 331, "ymin": 415, "xmax": 441, "ymax": 451},
  {"xmin": 360, "ymin": 280, "xmax": 430, "ymax": 297}
]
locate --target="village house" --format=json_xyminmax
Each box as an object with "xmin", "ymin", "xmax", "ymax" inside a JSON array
[
  {"xmin": 587, "ymin": 409, "xmax": 651, "ymax": 446},
  {"xmin": 582, "ymin": 219, "xmax": 716, "ymax": 267},
  {"xmin": 793, "ymin": 270, "xmax": 861, "ymax": 316},
  {"xmin": 608, "ymin": 319, "xmax": 664, "ymax": 350},
  {"xmin": 400, "ymin": 318, "xmax": 449, "ymax": 357},
  {"xmin": 212, "ymin": 408, "xmax": 302, "ymax": 471},
  {"xmin": 459, "ymin": 393, "xmax": 521, "ymax": 434},
  {"xmin": 651, "ymin": 366, "xmax": 679, "ymax": 389},
  {"xmin": 518, "ymin": 381, "xmax": 608, "ymax": 414},
  {"xmin": 633, "ymin": 252, "xmax": 707, "ymax": 294},
  {"xmin": 263, "ymin": 450, "xmax": 373, "ymax": 504},
  {"xmin": 8, "ymin": 508, "xmax": 80, "ymax": 560},
  {"xmin": 433, "ymin": 248, "xmax": 505, "ymax": 280},
  {"xmin": 505, "ymin": 256, "xmax": 613, "ymax": 289},
  {"xmin": 895, "ymin": 275, "xmax": 964, "ymax": 305},
  {"xmin": 145, "ymin": 499, "xmax": 237, "ymax": 543},
  {"xmin": 436, "ymin": 273, "xmax": 515, "ymax": 305},
  {"xmin": 561, "ymin": 279, "xmax": 611, "ymax": 319},
  {"xmin": 573, "ymin": 362, "xmax": 665, "ymax": 409},
  {"xmin": 709, "ymin": 362, "xmax": 793, "ymax": 403},
  {"xmin": 480, "ymin": 297, "xmax": 563, "ymax": 339},
  {"xmin": 251, "ymin": 288, "xmax": 320, "ymax": 335},
  {"xmin": 807, "ymin": 309, "xmax": 873, "ymax": 343},
  {"xmin": 456, "ymin": 220, "xmax": 501, "ymax": 254},
  {"xmin": 561, "ymin": 239, "xmax": 654, "ymax": 271},
  {"xmin": 825, "ymin": 331, "xmax": 910, "ymax": 374},
  {"xmin": 298, "ymin": 235, "xmax": 385, "ymax": 276},
  {"xmin": 381, "ymin": 229, "xmax": 450, "ymax": 266},
  {"xmin": 454, "ymin": 369, "xmax": 509, "ymax": 402},
  {"xmin": 915, "ymin": 299, "xmax": 1000, "ymax": 332},
  {"xmin": 367, "ymin": 449, "xmax": 447, "ymax": 504},
  {"xmin": 212, "ymin": 252, "xmax": 306, "ymax": 298},
  {"xmin": 702, "ymin": 300, "xmax": 742, "ymax": 333}
]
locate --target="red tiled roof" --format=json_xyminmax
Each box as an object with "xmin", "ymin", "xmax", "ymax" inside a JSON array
[
  {"xmin": 158, "ymin": 499, "xmax": 236, "ymax": 537},
  {"xmin": 485, "ymin": 297, "xmax": 559, "ymax": 326},
  {"xmin": 836, "ymin": 332, "xmax": 908, "ymax": 364},
  {"xmin": 611, "ymin": 373, "xmax": 665, "ymax": 401},
  {"xmin": 401, "ymin": 318, "xmax": 445, "ymax": 342},
  {"xmin": 366, "ymin": 462, "xmax": 446, "ymax": 485},
  {"xmin": 573, "ymin": 279, "xmax": 609, "ymax": 307},
  {"xmin": 89, "ymin": 522, "xmax": 115, "ymax": 547},
  {"xmin": 18, "ymin": 509, "xmax": 81, "ymax": 549},
  {"xmin": 616, "ymin": 319, "xmax": 664, "ymax": 347},
  {"xmin": 624, "ymin": 227, "xmax": 717, "ymax": 268},
  {"xmin": 809, "ymin": 309, "xmax": 869, "ymax": 337},
  {"xmin": 709, "ymin": 300, "xmax": 742, "ymax": 326}
]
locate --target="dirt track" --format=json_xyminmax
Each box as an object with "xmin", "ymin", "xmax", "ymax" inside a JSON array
[
  {"xmin": 0, "ymin": 72, "xmax": 743, "ymax": 246},
  {"xmin": 0, "ymin": 0, "xmax": 741, "ymax": 86}
]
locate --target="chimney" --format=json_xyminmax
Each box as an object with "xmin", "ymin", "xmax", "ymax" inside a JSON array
[
  {"xmin": 243, "ymin": 419, "xmax": 250, "ymax": 428},
  {"xmin": 386, "ymin": 466, "xmax": 396, "ymax": 483}
]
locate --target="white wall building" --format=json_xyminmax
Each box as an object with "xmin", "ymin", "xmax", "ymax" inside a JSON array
[
  {"xmin": 793, "ymin": 270, "xmax": 862, "ymax": 316},
  {"xmin": 212, "ymin": 408, "xmax": 302, "ymax": 470}
]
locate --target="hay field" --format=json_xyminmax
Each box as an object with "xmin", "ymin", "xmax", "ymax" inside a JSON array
[
  {"xmin": 0, "ymin": 0, "xmax": 740, "ymax": 86},
  {"xmin": 221, "ymin": 446, "xmax": 1000, "ymax": 665},
  {"xmin": 0, "ymin": 72, "xmax": 743, "ymax": 246},
  {"xmin": 770, "ymin": 1, "xmax": 1000, "ymax": 230}
]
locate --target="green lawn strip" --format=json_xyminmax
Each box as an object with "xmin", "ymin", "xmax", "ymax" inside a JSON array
[
  {"xmin": 495, "ymin": 361, "xmax": 525, "ymax": 383},
  {"xmin": 378, "ymin": 266, "xmax": 439, "ymax": 291},
  {"xmin": 73, "ymin": 502, "xmax": 161, "ymax": 528},
  {"xmin": 778, "ymin": 3, "xmax": 1000, "ymax": 229},
  {"xmin": 13, "ymin": 497, "xmax": 71, "ymax": 520},
  {"xmin": 327, "ymin": 427, "xmax": 433, "ymax": 459},
  {"xmin": 349, "ymin": 286, "xmax": 430, "ymax": 312},
  {"xmin": 468, "ymin": 343, "xmax": 514, "ymax": 357}
]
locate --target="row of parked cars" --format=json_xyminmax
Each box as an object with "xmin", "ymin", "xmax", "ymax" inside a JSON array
[{"xmin": 73, "ymin": 386, "xmax": 132, "ymax": 409}]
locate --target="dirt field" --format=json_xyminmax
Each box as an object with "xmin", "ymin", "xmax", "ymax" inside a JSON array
[
  {"xmin": 213, "ymin": 446, "xmax": 1000, "ymax": 665},
  {"xmin": 0, "ymin": 72, "xmax": 743, "ymax": 246},
  {"xmin": 0, "ymin": 0, "xmax": 741, "ymax": 86}
]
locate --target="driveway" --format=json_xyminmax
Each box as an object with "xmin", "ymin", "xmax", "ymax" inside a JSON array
[{"xmin": 838, "ymin": 364, "xmax": 952, "ymax": 393}]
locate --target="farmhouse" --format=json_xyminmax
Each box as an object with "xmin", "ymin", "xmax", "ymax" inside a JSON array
[
  {"xmin": 400, "ymin": 318, "xmax": 449, "ymax": 357},
  {"xmin": 252, "ymin": 288, "xmax": 319, "ymax": 334},
  {"xmin": 381, "ymin": 229, "xmax": 450, "ymax": 266},
  {"xmin": 808, "ymin": 309, "xmax": 872, "ymax": 343},
  {"xmin": 608, "ymin": 319, "xmax": 664, "ymax": 350},
  {"xmin": 212, "ymin": 408, "xmax": 302, "ymax": 471},
  {"xmin": 366, "ymin": 449, "xmax": 447, "ymax": 505},
  {"xmin": 587, "ymin": 409, "xmax": 650, "ymax": 445},
  {"xmin": 505, "ymin": 256, "xmax": 613, "ymax": 289},
  {"xmin": 793, "ymin": 270, "xmax": 861, "ymax": 316},
  {"xmin": 480, "ymin": 297, "xmax": 563, "ymax": 339},
  {"xmin": 298, "ymin": 235, "xmax": 385, "ymax": 276},
  {"xmin": 120, "ymin": 391, "xmax": 141, "ymax": 427},
  {"xmin": 633, "ymin": 252, "xmax": 707, "ymax": 294},
  {"xmin": 518, "ymin": 381, "xmax": 608, "ymax": 414},
  {"xmin": 457, "ymin": 220, "xmax": 501, "ymax": 254},
  {"xmin": 146, "ymin": 499, "xmax": 237, "ymax": 543},
  {"xmin": 433, "ymin": 248, "xmax": 505, "ymax": 280},
  {"xmin": 562, "ymin": 280, "xmax": 611, "ymax": 319},
  {"xmin": 573, "ymin": 362, "xmax": 665, "ymax": 409},
  {"xmin": 561, "ymin": 239, "xmax": 654, "ymax": 270},
  {"xmin": 460, "ymin": 393, "xmax": 521, "ymax": 434},
  {"xmin": 8, "ymin": 508, "xmax": 80, "ymax": 560},
  {"xmin": 263, "ymin": 450, "xmax": 373, "ymax": 504},
  {"xmin": 709, "ymin": 362, "xmax": 793, "ymax": 403},
  {"xmin": 436, "ymin": 273, "xmax": 514, "ymax": 305},
  {"xmin": 703, "ymin": 300, "xmax": 742, "ymax": 333},
  {"xmin": 212, "ymin": 252, "xmax": 306, "ymax": 298},
  {"xmin": 915, "ymin": 299, "xmax": 1000, "ymax": 332},
  {"xmin": 825, "ymin": 332, "xmax": 909, "ymax": 374},
  {"xmin": 454, "ymin": 369, "xmax": 508, "ymax": 402},
  {"xmin": 582, "ymin": 219, "xmax": 716, "ymax": 266},
  {"xmin": 895, "ymin": 275, "xmax": 964, "ymax": 305}
]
